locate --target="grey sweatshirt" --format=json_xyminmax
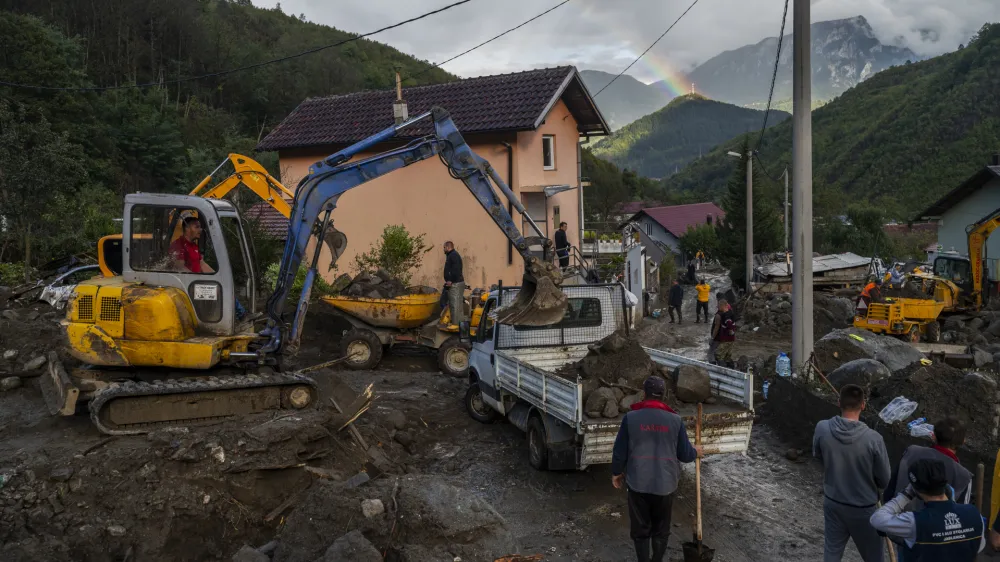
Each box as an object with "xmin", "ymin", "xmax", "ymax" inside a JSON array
[{"xmin": 813, "ymin": 416, "xmax": 891, "ymax": 507}]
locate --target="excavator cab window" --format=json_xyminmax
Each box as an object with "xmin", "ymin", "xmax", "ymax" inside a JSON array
[
  {"xmin": 933, "ymin": 256, "xmax": 972, "ymax": 290},
  {"xmin": 130, "ymin": 206, "xmax": 219, "ymax": 275},
  {"xmin": 220, "ymin": 215, "xmax": 255, "ymax": 315}
]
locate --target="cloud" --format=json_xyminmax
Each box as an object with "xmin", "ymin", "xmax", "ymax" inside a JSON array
[{"xmin": 257, "ymin": 0, "xmax": 999, "ymax": 82}]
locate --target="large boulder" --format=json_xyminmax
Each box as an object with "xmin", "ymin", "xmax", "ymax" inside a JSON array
[
  {"xmin": 674, "ymin": 365, "xmax": 711, "ymax": 403},
  {"xmin": 815, "ymin": 328, "xmax": 926, "ymax": 374},
  {"xmin": 827, "ymin": 359, "xmax": 891, "ymax": 390},
  {"xmin": 316, "ymin": 530, "xmax": 382, "ymax": 562},
  {"xmin": 585, "ymin": 387, "xmax": 618, "ymax": 418}
]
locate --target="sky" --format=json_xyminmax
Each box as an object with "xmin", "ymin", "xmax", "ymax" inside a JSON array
[{"xmin": 256, "ymin": 0, "xmax": 999, "ymax": 85}]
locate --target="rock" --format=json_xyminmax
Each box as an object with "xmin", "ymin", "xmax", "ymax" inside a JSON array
[
  {"xmin": 393, "ymin": 431, "xmax": 413, "ymax": 447},
  {"xmin": 971, "ymin": 348, "xmax": 993, "ymax": 367},
  {"xmin": 1, "ymin": 377, "xmax": 21, "ymax": 391},
  {"xmin": 968, "ymin": 317, "xmax": 985, "ymax": 331},
  {"xmin": 23, "ymin": 310, "xmax": 39, "ymax": 322},
  {"xmin": 992, "ymin": 352, "xmax": 1000, "ymax": 364},
  {"xmin": 232, "ymin": 545, "xmax": 269, "ymax": 562},
  {"xmin": 619, "ymin": 392, "xmax": 643, "ymax": 413},
  {"xmin": 827, "ymin": 359, "xmax": 891, "ymax": 390},
  {"xmin": 986, "ymin": 319, "xmax": 1000, "ymax": 337},
  {"xmin": 785, "ymin": 448, "xmax": 801, "ymax": 462},
  {"xmin": 3, "ymin": 349, "xmax": 17, "ymax": 360},
  {"xmin": 360, "ymin": 499, "xmax": 384, "ymax": 519},
  {"xmin": 346, "ymin": 284, "xmax": 364, "ymax": 297},
  {"xmin": 589, "ymin": 331, "xmax": 629, "ymax": 354},
  {"xmin": 584, "ymin": 387, "xmax": 618, "ymax": 417},
  {"xmin": 385, "ymin": 410, "xmax": 407, "ymax": 430},
  {"xmin": 22, "ymin": 355, "xmax": 47, "ymax": 372},
  {"xmin": 602, "ymin": 399, "xmax": 619, "ymax": 419},
  {"xmin": 675, "ymin": 365, "xmax": 711, "ymax": 403},
  {"xmin": 1, "ymin": 310, "xmax": 17, "ymax": 321},
  {"xmin": 775, "ymin": 300, "xmax": 791, "ymax": 311},
  {"xmin": 612, "ymin": 387, "xmax": 624, "ymax": 402},
  {"xmin": 106, "ymin": 524, "xmax": 126, "ymax": 537},
  {"xmin": 365, "ymin": 290, "xmax": 383, "ymax": 299},
  {"xmin": 320, "ymin": 530, "xmax": 382, "ymax": 562},
  {"xmin": 973, "ymin": 334, "xmax": 989, "ymax": 347},
  {"xmin": 816, "ymin": 328, "xmax": 925, "ymax": 373},
  {"xmin": 49, "ymin": 467, "xmax": 73, "ymax": 483},
  {"xmin": 330, "ymin": 273, "xmax": 353, "ymax": 293}
]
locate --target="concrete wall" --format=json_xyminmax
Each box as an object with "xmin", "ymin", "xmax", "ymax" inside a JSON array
[
  {"xmin": 276, "ymin": 100, "xmax": 582, "ymax": 288},
  {"xmin": 937, "ymin": 178, "xmax": 1000, "ymax": 259}
]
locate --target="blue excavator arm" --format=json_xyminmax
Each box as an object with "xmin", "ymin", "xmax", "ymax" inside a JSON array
[{"xmin": 261, "ymin": 107, "xmax": 567, "ymax": 354}]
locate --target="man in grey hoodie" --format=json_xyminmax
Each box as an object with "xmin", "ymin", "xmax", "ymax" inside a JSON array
[{"xmin": 813, "ymin": 384, "xmax": 891, "ymax": 562}]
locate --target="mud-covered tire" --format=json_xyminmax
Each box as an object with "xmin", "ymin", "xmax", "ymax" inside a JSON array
[
  {"xmin": 527, "ymin": 416, "xmax": 548, "ymax": 471},
  {"xmin": 438, "ymin": 338, "xmax": 470, "ymax": 376},
  {"xmin": 464, "ymin": 384, "xmax": 497, "ymax": 423},
  {"xmin": 925, "ymin": 321, "xmax": 941, "ymax": 343},
  {"xmin": 907, "ymin": 325, "xmax": 921, "ymax": 343},
  {"xmin": 340, "ymin": 330, "xmax": 382, "ymax": 370}
]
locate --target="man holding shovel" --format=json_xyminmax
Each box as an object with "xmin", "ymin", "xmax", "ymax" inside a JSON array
[{"xmin": 611, "ymin": 376, "xmax": 702, "ymax": 562}]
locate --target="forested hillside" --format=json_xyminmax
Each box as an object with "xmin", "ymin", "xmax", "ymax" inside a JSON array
[
  {"xmin": 663, "ymin": 22, "xmax": 1000, "ymax": 219},
  {"xmin": 591, "ymin": 94, "xmax": 788, "ymax": 179},
  {"xmin": 0, "ymin": 0, "xmax": 452, "ymax": 267}
]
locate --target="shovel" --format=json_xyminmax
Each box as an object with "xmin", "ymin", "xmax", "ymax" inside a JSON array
[{"xmin": 682, "ymin": 403, "xmax": 715, "ymax": 562}]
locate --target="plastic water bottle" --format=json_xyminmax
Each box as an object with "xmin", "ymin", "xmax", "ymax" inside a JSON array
[
  {"xmin": 910, "ymin": 423, "xmax": 934, "ymax": 438},
  {"xmin": 763, "ymin": 380, "xmax": 770, "ymax": 400},
  {"xmin": 906, "ymin": 417, "xmax": 926, "ymax": 430},
  {"xmin": 878, "ymin": 396, "xmax": 919, "ymax": 423},
  {"xmin": 775, "ymin": 353, "xmax": 791, "ymax": 378}
]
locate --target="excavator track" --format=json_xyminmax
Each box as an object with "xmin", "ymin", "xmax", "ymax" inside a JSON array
[{"xmin": 88, "ymin": 372, "xmax": 318, "ymax": 436}]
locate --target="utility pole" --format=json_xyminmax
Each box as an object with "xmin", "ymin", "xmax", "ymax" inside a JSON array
[
  {"xmin": 783, "ymin": 167, "xmax": 789, "ymax": 251},
  {"xmin": 746, "ymin": 151, "xmax": 753, "ymax": 295},
  {"xmin": 792, "ymin": 0, "xmax": 813, "ymax": 376}
]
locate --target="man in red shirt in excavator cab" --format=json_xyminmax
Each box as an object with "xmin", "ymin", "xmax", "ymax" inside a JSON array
[{"xmin": 170, "ymin": 215, "xmax": 214, "ymax": 274}]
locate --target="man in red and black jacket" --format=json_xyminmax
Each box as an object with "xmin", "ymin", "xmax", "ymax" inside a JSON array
[{"xmin": 611, "ymin": 376, "xmax": 701, "ymax": 562}]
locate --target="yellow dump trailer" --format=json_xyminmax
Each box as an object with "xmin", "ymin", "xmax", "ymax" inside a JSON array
[
  {"xmin": 321, "ymin": 293, "xmax": 441, "ymax": 329},
  {"xmin": 853, "ymin": 297, "xmax": 945, "ymax": 343}
]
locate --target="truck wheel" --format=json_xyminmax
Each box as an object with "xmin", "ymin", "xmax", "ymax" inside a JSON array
[
  {"xmin": 925, "ymin": 321, "xmax": 941, "ymax": 343},
  {"xmin": 907, "ymin": 325, "xmax": 920, "ymax": 343},
  {"xmin": 527, "ymin": 416, "xmax": 548, "ymax": 471},
  {"xmin": 340, "ymin": 330, "xmax": 382, "ymax": 370},
  {"xmin": 465, "ymin": 384, "xmax": 497, "ymax": 423},
  {"xmin": 438, "ymin": 338, "xmax": 470, "ymax": 376}
]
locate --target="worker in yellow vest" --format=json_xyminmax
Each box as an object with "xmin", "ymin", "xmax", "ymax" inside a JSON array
[{"xmin": 695, "ymin": 279, "xmax": 711, "ymax": 323}]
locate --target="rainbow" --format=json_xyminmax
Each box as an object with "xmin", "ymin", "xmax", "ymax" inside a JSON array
[{"xmin": 638, "ymin": 54, "xmax": 692, "ymax": 97}]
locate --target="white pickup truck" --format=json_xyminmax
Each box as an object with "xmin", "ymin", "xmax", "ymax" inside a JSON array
[{"xmin": 464, "ymin": 284, "xmax": 755, "ymax": 470}]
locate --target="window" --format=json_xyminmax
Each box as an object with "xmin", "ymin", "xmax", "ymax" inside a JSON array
[
  {"xmin": 542, "ymin": 135, "xmax": 555, "ymax": 170},
  {"xmin": 478, "ymin": 299, "xmax": 497, "ymax": 342},
  {"xmin": 130, "ymin": 205, "xmax": 217, "ymax": 275},
  {"xmin": 645, "ymin": 223, "xmax": 652, "ymax": 236},
  {"xmin": 513, "ymin": 297, "xmax": 602, "ymax": 331}
]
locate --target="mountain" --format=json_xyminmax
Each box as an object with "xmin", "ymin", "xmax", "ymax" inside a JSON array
[
  {"xmin": 590, "ymin": 94, "xmax": 789, "ymax": 179},
  {"xmin": 661, "ymin": 23, "xmax": 1000, "ymax": 219},
  {"xmin": 580, "ymin": 70, "xmax": 672, "ymax": 131},
  {"xmin": 675, "ymin": 16, "xmax": 917, "ymax": 106}
]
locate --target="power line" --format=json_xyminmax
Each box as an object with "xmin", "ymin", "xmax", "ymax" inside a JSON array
[
  {"xmin": 753, "ymin": 151, "xmax": 784, "ymax": 183},
  {"xmin": 592, "ymin": 0, "xmax": 701, "ymax": 98},
  {"xmin": 0, "ymin": 0, "xmax": 477, "ymax": 92},
  {"xmin": 754, "ymin": 0, "xmax": 790, "ymax": 151},
  {"xmin": 402, "ymin": 0, "xmax": 573, "ymax": 84}
]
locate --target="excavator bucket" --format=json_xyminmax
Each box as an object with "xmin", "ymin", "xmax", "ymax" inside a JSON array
[{"xmin": 495, "ymin": 260, "xmax": 568, "ymax": 327}]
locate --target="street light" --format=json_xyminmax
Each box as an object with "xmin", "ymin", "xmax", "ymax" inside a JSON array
[{"xmin": 727, "ymin": 150, "xmax": 753, "ymax": 294}]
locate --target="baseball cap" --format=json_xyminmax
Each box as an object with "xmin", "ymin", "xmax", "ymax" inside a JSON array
[
  {"xmin": 908, "ymin": 458, "xmax": 948, "ymax": 493},
  {"xmin": 643, "ymin": 376, "xmax": 666, "ymax": 397}
]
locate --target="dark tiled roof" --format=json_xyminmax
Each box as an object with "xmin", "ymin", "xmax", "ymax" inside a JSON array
[
  {"xmin": 244, "ymin": 202, "xmax": 288, "ymax": 239},
  {"xmin": 634, "ymin": 202, "xmax": 725, "ymax": 238},
  {"xmin": 915, "ymin": 165, "xmax": 1000, "ymax": 220},
  {"xmin": 258, "ymin": 66, "xmax": 608, "ymax": 151}
]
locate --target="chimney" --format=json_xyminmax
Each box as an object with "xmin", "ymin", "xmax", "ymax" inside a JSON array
[
  {"xmin": 992, "ymin": 152, "xmax": 1000, "ymax": 167},
  {"xmin": 393, "ymin": 72, "xmax": 408, "ymax": 125}
]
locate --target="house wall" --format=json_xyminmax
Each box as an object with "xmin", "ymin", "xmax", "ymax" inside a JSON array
[
  {"xmin": 634, "ymin": 215, "xmax": 679, "ymax": 255},
  {"xmin": 937, "ymin": 178, "xmax": 1000, "ymax": 259},
  {"xmin": 275, "ymin": 100, "xmax": 582, "ymax": 288}
]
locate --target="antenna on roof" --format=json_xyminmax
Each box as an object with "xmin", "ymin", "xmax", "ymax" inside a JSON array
[{"xmin": 393, "ymin": 72, "xmax": 408, "ymax": 124}]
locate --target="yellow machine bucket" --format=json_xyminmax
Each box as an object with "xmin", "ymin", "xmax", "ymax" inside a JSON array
[
  {"xmin": 495, "ymin": 260, "xmax": 569, "ymax": 327},
  {"xmin": 321, "ymin": 292, "xmax": 441, "ymax": 328}
]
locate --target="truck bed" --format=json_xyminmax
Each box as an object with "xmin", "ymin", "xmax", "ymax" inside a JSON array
[{"xmin": 494, "ymin": 345, "xmax": 755, "ymax": 467}]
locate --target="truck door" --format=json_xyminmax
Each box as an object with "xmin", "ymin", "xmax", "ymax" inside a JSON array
[
  {"xmin": 123, "ymin": 193, "xmax": 236, "ymax": 336},
  {"xmin": 469, "ymin": 297, "xmax": 502, "ymax": 411}
]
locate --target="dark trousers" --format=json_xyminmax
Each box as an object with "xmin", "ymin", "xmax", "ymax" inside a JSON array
[
  {"xmin": 628, "ymin": 489, "xmax": 673, "ymax": 561},
  {"xmin": 558, "ymin": 249, "xmax": 569, "ymax": 268},
  {"xmin": 559, "ymin": 255, "xmax": 569, "ymax": 268},
  {"xmin": 696, "ymin": 301, "xmax": 709, "ymax": 321},
  {"xmin": 668, "ymin": 305, "xmax": 682, "ymax": 323}
]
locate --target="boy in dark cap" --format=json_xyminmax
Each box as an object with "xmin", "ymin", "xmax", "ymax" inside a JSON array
[
  {"xmin": 611, "ymin": 376, "xmax": 701, "ymax": 562},
  {"xmin": 870, "ymin": 458, "xmax": 985, "ymax": 561}
]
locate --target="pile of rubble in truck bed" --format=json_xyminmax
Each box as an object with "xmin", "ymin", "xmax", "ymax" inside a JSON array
[{"xmin": 556, "ymin": 331, "xmax": 716, "ymax": 419}]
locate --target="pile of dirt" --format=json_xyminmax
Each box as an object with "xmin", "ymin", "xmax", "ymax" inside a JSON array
[
  {"xmin": 882, "ymin": 285, "xmax": 933, "ymax": 300},
  {"xmin": 868, "ymin": 362, "xmax": 1000, "ymax": 450},
  {"xmin": 813, "ymin": 328, "xmax": 926, "ymax": 375},
  {"xmin": 739, "ymin": 293, "xmax": 854, "ymax": 339},
  {"xmin": 337, "ymin": 269, "xmax": 409, "ymax": 299}
]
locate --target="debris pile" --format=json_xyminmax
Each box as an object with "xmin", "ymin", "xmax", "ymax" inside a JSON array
[
  {"xmin": 739, "ymin": 293, "xmax": 854, "ymax": 338},
  {"xmin": 335, "ymin": 269, "xmax": 410, "ymax": 300},
  {"xmin": 813, "ymin": 328, "xmax": 926, "ymax": 375}
]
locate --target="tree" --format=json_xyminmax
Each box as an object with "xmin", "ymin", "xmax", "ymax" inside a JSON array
[
  {"xmin": 678, "ymin": 223, "xmax": 719, "ymax": 260},
  {"xmin": 716, "ymin": 138, "xmax": 783, "ymax": 288},
  {"xmin": 354, "ymin": 225, "xmax": 430, "ymax": 286}
]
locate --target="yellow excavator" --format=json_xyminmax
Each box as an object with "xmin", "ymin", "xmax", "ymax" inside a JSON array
[
  {"xmin": 931, "ymin": 206, "xmax": 1000, "ymax": 310},
  {"xmin": 43, "ymin": 107, "xmax": 568, "ymax": 435}
]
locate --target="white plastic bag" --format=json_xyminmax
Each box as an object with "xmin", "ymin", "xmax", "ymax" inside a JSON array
[{"xmin": 878, "ymin": 396, "xmax": 918, "ymax": 424}]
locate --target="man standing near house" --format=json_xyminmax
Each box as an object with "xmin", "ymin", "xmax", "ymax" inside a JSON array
[
  {"xmin": 813, "ymin": 384, "xmax": 892, "ymax": 562},
  {"xmin": 441, "ymin": 241, "xmax": 465, "ymax": 322},
  {"xmin": 611, "ymin": 375, "xmax": 701, "ymax": 562},
  {"xmin": 554, "ymin": 221, "xmax": 570, "ymax": 269},
  {"xmin": 695, "ymin": 278, "xmax": 711, "ymax": 323},
  {"xmin": 667, "ymin": 279, "xmax": 683, "ymax": 324}
]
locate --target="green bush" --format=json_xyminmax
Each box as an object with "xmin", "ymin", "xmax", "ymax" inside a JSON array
[
  {"xmin": 264, "ymin": 262, "xmax": 333, "ymax": 303},
  {"xmin": 353, "ymin": 225, "xmax": 429, "ymax": 286},
  {"xmin": 0, "ymin": 262, "xmax": 28, "ymax": 286}
]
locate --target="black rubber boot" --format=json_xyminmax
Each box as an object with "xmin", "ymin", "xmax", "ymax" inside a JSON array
[
  {"xmin": 651, "ymin": 537, "xmax": 669, "ymax": 562},
  {"xmin": 634, "ymin": 538, "xmax": 651, "ymax": 562}
]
